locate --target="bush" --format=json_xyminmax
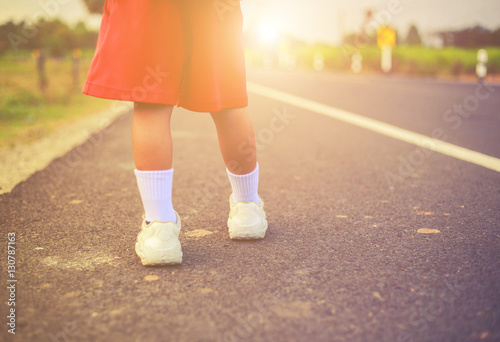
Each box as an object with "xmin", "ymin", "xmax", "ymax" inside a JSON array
[{"xmin": 0, "ymin": 89, "xmax": 44, "ymax": 122}]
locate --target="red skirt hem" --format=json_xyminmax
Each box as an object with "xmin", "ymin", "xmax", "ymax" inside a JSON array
[{"xmin": 82, "ymin": 81, "xmax": 248, "ymax": 113}]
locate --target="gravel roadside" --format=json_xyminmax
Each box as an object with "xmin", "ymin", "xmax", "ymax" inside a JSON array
[{"xmin": 0, "ymin": 101, "xmax": 132, "ymax": 195}]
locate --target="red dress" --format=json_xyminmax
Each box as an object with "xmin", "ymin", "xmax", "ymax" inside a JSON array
[{"xmin": 83, "ymin": 0, "xmax": 247, "ymax": 112}]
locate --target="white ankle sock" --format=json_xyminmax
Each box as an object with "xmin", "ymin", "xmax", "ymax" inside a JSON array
[
  {"xmin": 226, "ymin": 163, "xmax": 260, "ymax": 204},
  {"xmin": 134, "ymin": 169, "xmax": 177, "ymax": 223}
]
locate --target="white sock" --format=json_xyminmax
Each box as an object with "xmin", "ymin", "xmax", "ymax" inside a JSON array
[
  {"xmin": 134, "ymin": 169, "xmax": 177, "ymax": 223},
  {"xmin": 226, "ymin": 162, "xmax": 260, "ymax": 204}
]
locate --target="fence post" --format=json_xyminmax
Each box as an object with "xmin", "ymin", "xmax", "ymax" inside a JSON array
[
  {"xmin": 72, "ymin": 48, "xmax": 82, "ymax": 90},
  {"xmin": 33, "ymin": 49, "xmax": 48, "ymax": 92},
  {"xmin": 351, "ymin": 52, "xmax": 362, "ymax": 74},
  {"xmin": 313, "ymin": 53, "xmax": 324, "ymax": 71},
  {"xmin": 476, "ymin": 49, "xmax": 488, "ymax": 83}
]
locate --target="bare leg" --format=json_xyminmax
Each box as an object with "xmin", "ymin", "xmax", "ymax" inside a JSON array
[
  {"xmin": 132, "ymin": 103, "xmax": 180, "ymax": 265},
  {"xmin": 210, "ymin": 106, "xmax": 257, "ymax": 175},
  {"xmin": 132, "ymin": 103, "xmax": 174, "ymax": 170},
  {"xmin": 213, "ymin": 108, "xmax": 267, "ymax": 239}
]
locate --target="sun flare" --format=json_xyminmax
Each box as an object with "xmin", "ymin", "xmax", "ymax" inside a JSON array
[{"xmin": 258, "ymin": 22, "xmax": 279, "ymax": 44}]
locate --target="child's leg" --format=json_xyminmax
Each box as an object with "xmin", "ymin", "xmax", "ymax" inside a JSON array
[
  {"xmin": 132, "ymin": 102, "xmax": 177, "ymax": 223},
  {"xmin": 211, "ymin": 107, "xmax": 260, "ymax": 204},
  {"xmin": 210, "ymin": 106, "xmax": 257, "ymax": 174},
  {"xmin": 132, "ymin": 102, "xmax": 174, "ymax": 170}
]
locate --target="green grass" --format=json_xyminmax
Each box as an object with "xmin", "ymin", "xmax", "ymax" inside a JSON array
[
  {"xmin": 0, "ymin": 49, "xmax": 110, "ymax": 151},
  {"xmin": 246, "ymin": 45, "xmax": 500, "ymax": 77}
]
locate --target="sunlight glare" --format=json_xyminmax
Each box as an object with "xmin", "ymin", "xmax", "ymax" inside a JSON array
[{"xmin": 259, "ymin": 22, "xmax": 279, "ymax": 44}]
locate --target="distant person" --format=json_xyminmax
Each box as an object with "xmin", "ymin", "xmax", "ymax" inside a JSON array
[{"xmin": 83, "ymin": 0, "xmax": 267, "ymax": 266}]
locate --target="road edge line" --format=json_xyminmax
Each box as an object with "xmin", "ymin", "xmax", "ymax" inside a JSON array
[{"xmin": 247, "ymin": 82, "xmax": 500, "ymax": 173}]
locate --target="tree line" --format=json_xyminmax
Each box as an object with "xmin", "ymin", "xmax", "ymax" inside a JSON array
[
  {"xmin": 0, "ymin": 19, "xmax": 98, "ymax": 57},
  {"xmin": 1, "ymin": 15, "xmax": 499, "ymax": 58},
  {"xmin": 440, "ymin": 26, "xmax": 500, "ymax": 48},
  {"xmin": 343, "ymin": 24, "xmax": 500, "ymax": 48}
]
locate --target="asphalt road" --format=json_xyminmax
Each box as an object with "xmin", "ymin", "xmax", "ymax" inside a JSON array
[{"xmin": 1, "ymin": 69, "xmax": 500, "ymax": 342}]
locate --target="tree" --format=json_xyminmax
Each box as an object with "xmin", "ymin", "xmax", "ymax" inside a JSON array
[
  {"xmin": 452, "ymin": 26, "xmax": 491, "ymax": 47},
  {"xmin": 406, "ymin": 24, "xmax": 422, "ymax": 45},
  {"xmin": 492, "ymin": 28, "xmax": 500, "ymax": 46},
  {"xmin": 0, "ymin": 18, "xmax": 99, "ymax": 56},
  {"xmin": 82, "ymin": 0, "xmax": 105, "ymax": 14}
]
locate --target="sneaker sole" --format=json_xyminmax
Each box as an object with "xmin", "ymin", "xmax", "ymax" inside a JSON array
[
  {"xmin": 135, "ymin": 242, "xmax": 182, "ymax": 266},
  {"xmin": 228, "ymin": 218, "xmax": 268, "ymax": 240}
]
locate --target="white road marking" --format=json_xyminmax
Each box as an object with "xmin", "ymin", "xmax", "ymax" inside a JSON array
[
  {"xmin": 305, "ymin": 72, "xmax": 369, "ymax": 85},
  {"xmin": 247, "ymin": 82, "xmax": 500, "ymax": 173}
]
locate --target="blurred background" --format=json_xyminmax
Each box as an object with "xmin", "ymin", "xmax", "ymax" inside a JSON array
[{"xmin": 1, "ymin": 0, "xmax": 499, "ymax": 151}]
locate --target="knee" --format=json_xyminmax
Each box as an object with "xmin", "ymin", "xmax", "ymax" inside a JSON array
[
  {"xmin": 134, "ymin": 103, "xmax": 174, "ymax": 118},
  {"xmin": 210, "ymin": 106, "xmax": 249, "ymax": 120}
]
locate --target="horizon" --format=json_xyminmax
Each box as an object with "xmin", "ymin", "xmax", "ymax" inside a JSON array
[{"xmin": 1, "ymin": 0, "xmax": 500, "ymax": 45}]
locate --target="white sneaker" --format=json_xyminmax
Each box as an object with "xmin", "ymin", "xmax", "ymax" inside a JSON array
[
  {"xmin": 227, "ymin": 195, "xmax": 268, "ymax": 240},
  {"xmin": 135, "ymin": 212, "xmax": 182, "ymax": 266}
]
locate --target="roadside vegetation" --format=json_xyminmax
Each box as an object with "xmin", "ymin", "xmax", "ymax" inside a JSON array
[
  {"xmin": 1, "ymin": 16, "xmax": 499, "ymax": 150},
  {"xmin": 246, "ymin": 45, "xmax": 500, "ymax": 77},
  {"xmin": 0, "ymin": 50, "xmax": 109, "ymax": 151}
]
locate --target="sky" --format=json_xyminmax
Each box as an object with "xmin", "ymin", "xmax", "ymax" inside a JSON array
[{"xmin": 1, "ymin": 0, "xmax": 500, "ymax": 45}]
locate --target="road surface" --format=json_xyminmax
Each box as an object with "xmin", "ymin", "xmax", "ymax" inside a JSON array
[{"xmin": 1, "ymin": 68, "xmax": 499, "ymax": 342}]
